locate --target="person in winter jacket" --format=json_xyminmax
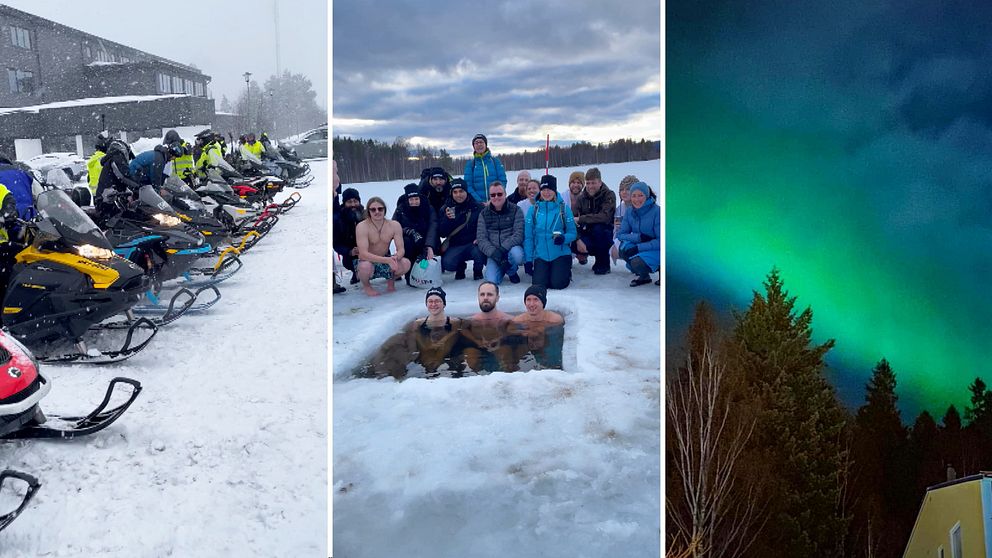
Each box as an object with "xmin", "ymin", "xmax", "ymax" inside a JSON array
[
  {"xmin": 87, "ymin": 132, "xmax": 111, "ymax": 195},
  {"xmin": 463, "ymin": 133, "xmax": 507, "ymax": 204},
  {"xmin": 617, "ymin": 181, "xmax": 661, "ymax": 287},
  {"xmin": 611, "ymin": 174, "xmax": 638, "ymax": 263},
  {"xmin": 333, "ymin": 187, "xmax": 365, "ymax": 283},
  {"xmin": 437, "ymin": 178, "xmax": 484, "ymax": 280},
  {"xmin": 392, "ymin": 183, "xmax": 439, "ymax": 273},
  {"xmin": 418, "ymin": 167, "xmax": 451, "ymax": 214},
  {"xmin": 523, "ymin": 175, "xmax": 577, "ymax": 290},
  {"xmin": 0, "ymin": 160, "xmax": 38, "ymax": 221},
  {"xmin": 573, "ymin": 167, "xmax": 617, "ymax": 275},
  {"xmin": 476, "ymin": 181, "xmax": 524, "ymax": 284},
  {"xmin": 129, "ymin": 143, "xmax": 181, "ymax": 187},
  {"xmin": 96, "ymin": 139, "xmax": 143, "ymax": 217}
]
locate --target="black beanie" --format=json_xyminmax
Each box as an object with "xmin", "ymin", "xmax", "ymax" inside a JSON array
[
  {"xmin": 342, "ymin": 188, "xmax": 360, "ymax": 203},
  {"xmin": 472, "ymin": 133, "xmax": 487, "ymax": 146},
  {"xmin": 426, "ymin": 287, "xmax": 446, "ymax": 305},
  {"xmin": 430, "ymin": 168, "xmax": 446, "ymax": 179},
  {"xmin": 539, "ymin": 175, "xmax": 557, "ymax": 193},
  {"xmin": 524, "ymin": 285, "xmax": 547, "ymax": 308},
  {"xmin": 404, "ymin": 183, "xmax": 421, "ymax": 198},
  {"xmin": 450, "ymin": 178, "xmax": 467, "ymax": 192}
]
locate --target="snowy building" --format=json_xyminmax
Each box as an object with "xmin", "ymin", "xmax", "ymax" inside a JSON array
[{"xmin": 0, "ymin": 5, "xmax": 214, "ymax": 159}]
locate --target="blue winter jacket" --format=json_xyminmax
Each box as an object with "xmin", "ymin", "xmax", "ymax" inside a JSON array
[
  {"xmin": 462, "ymin": 150, "xmax": 507, "ymax": 204},
  {"xmin": 128, "ymin": 147, "xmax": 168, "ymax": 187},
  {"xmin": 524, "ymin": 193, "xmax": 577, "ymax": 263},
  {"xmin": 617, "ymin": 197, "xmax": 661, "ymax": 271},
  {"xmin": 0, "ymin": 165, "xmax": 36, "ymax": 219}
]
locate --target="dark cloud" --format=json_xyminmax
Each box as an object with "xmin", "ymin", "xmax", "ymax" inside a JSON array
[{"xmin": 333, "ymin": 0, "xmax": 661, "ymax": 155}]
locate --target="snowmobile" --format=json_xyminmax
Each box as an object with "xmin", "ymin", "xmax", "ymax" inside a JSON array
[
  {"xmin": 0, "ymin": 326, "xmax": 142, "ymax": 439},
  {"xmin": 2, "ymin": 188, "xmax": 158, "ymax": 364},
  {"xmin": 194, "ymin": 178, "xmax": 281, "ymax": 239},
  {"xmin": 0, "ymin": 470, "xmax": 40, "ymax": 532},
  {"xmin": 260, "ymin": 137, "xmax": 313, "ymax": 188},
  {"xmin": 96, "ymin": 185, "xmax": 222, "ymax": 315}
]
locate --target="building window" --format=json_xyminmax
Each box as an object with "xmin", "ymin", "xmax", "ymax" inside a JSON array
[
  {"xmin": 184, "ymin": 79, "xmax": 193, "ymax": 95},
  {"xmin": 10, "ymin": 25, "xmax": 31, "ymax": 50},
  {"xmin": 82, "ymin": 43, "xmax": 91, "ymax": 60},
  {"xmin": 172, "ymin": 76, "xmax": 182, "ymax": 93},
  {"xmin": 7, "ymin": 68, "xmax": 33, "ymax": 94},
  {"xmin": 158, "ymin": 73, "xmax": 171, "ymax": 94},
  {"xmin": 950, "ymin": 522, "xmax": 962, "ymax": 558},
  {"xmin": 194, "ymin": 82, "xmax": 203, "ymax": 97}
]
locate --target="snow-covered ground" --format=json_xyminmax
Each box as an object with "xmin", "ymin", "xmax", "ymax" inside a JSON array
[
  {"xmin": 333, "ymin": 160, "xmax": 661, "ymax": 558},
  {"xmin": 1, "ymin": 161, "xmax": 329, "ymax": 556}
]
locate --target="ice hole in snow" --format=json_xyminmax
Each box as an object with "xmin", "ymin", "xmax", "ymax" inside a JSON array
[{"xmin": 353, "ymin": 320, "xmax": 565, "ymax": 380}]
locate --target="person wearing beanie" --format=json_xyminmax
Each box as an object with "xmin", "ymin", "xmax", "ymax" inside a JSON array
[
  {"xmin": 617, "ymin": 181, "xmax": 661, "ymax": 287},
  {"xmin": 333, "ymin": 186, "xmax": 366, "ymax": 285},
  {"xmin": 565, "ymin": 171, "xmax": 584, "ymax": 214},
  {"xmin": 573, "ymin": 166, "xmax": 617, "ymax": 275},
  {"xmin": 523, "ymin": 174, "xmax": 577, "ymax": 290},
  {"xmin": 512, "ymin": 285, "xmax": 564, "ymax": 325},
  {"xmin": 418, "ymin": 286, "xmax": 460, "ymax": 331},
  {"xmin": 437, "ymin": 177, "xmax": 485, "ymax": 280},
  {"xmin": 392, "ymin": 183, "xmax": 439, "ymax": 284},
  {"xmin": 476, "ymin": 180, "xmax": 525, "ymax": 285},
  {"xmin": 611, "ymin": 175, "xmax": 639, "ymax": 263},
  {"xmin": 463, "ymin": 133, "xmax": 507, "ymax": 204},
  {"xmin": 417, "ymin": 166, "xmax": 451, "ymax": 213}
]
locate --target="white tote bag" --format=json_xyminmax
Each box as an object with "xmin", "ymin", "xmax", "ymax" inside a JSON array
[{"xmin": 409, "ymin": 257, "xmax": 443, "ymax": 289}]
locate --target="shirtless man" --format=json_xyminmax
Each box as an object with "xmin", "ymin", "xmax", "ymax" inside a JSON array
[
  {"xmin": 355, "ymin": 196, "xmax": 412, "ymax": 296},
  {"xmin": 470, "ymin": 281, "xmax": 512, "ymax": 322},
  {"xmin": 511, "ymin": 285, "xmax": 565, "ymax": 325}
]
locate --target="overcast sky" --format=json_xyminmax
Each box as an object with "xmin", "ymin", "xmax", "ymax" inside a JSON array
[
  {"xmin": 332, "ymin": 0, "xmax": 661, "ymax": 157},
  {"xmin": 2, "ymin": 0, "xmax": 327, "ymax": 108}
]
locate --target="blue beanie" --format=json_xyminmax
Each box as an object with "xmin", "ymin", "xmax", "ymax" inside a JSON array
[{"xmin": 630, "ymin": 182, "xmax": 651, "ymax": 198}]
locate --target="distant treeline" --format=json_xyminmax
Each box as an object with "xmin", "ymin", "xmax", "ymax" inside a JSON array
[
  {"xmin": 332, "ymin": 136, "xmax": 660, "ymax": 184},
  {"xmin": 667, "ymin": 268, "xmax": 992, "ymax": 558}
]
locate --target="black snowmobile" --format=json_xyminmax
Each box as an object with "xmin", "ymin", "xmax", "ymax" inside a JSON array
[
  {"xmin": 2, "ymin": 189, "xmax": 158, "ymax": 364},
  {"xmin": 96, "ymin": 185, "xmax": 222, "ymax": 315}
]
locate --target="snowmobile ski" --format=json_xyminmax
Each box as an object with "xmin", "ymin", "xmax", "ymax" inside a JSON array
[
  {"xmin": 38, "ymin": 319, "xmax": 157, "ymax": 365},
  {"xmin": 2, "ymin": 377, "xmax": 142, "ymax": 439},
  {"xmin": 130, "ymin": 285, "xmax": 221, "ymax": 316},
  {"xmin": 0, "ymin": 470, "xmax": 40, "ymax": 531}
]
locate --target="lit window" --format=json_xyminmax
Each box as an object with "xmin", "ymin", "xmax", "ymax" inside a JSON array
[
  {"xmin": 7, "ymin": 68, "xmax": 34, "ymax": 93},
  {"xmin": 10, "ymin": 26, "xmax": 31, "ymax": 50}
]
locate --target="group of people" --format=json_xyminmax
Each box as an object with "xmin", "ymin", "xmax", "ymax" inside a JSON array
[{"xmin": 332, "ymin": 133, "xmax": 661, "ymax": 296}]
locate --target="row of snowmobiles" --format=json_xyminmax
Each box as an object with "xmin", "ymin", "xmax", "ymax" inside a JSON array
[{"xmin": 0, "ymin": 160, "xmax": 304, "ymax": 533}]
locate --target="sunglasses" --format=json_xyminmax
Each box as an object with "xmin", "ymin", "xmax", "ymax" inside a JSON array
[
  {"xmin": 369, "ymin": 207, "xmax": 385, "ymax": 213},
  {"xmin": 490, "ymin": 192, "xmax": 504, "ymax": 198}
]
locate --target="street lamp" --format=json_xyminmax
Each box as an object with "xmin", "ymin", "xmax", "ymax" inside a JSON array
[{"xmin": 243, "ymin": 71, "xmax": 252, "ymax": 132}]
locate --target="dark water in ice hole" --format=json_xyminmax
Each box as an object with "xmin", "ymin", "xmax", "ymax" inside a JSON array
[{"xmin": 354, "ymin": 319, "xmax": 565, "ymax": 380}]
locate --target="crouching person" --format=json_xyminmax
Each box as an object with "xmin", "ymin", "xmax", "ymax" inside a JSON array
[
  {"xmin": 476, "ymin": 181, "xmax": 524, "ymax": 285},
  {"xmin": 617, "ymin": 182, "xmax": 660, "ymax": 287},
  {"xmin": 438, "ymin": 178, "xmax": 484, "ymax": 280},
  {"xmin": 356, "ymin": 196, "xmax": 412, "ymax": 296}
]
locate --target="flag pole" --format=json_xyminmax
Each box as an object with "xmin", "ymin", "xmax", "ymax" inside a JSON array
[{"xmin": 545, "ymin": 134, "xmax": 550, "ymax": 176}]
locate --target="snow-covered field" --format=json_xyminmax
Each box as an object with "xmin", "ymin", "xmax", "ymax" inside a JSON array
[
  {"xmin": 333, "ymin": 160, "xmax": 662, "ymax": 558},
  {"xmin": 1, "ymin": 161, "xmax": 329, "ymax": 556}
]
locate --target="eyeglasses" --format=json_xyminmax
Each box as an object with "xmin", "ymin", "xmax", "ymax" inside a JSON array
[
  {"xmin": 369, "ymin": 207, "xmax": 385, "ymax": 213},
  {"xmin": 490, "ymin": 192, "xmax": 504, "ymax": 198}
]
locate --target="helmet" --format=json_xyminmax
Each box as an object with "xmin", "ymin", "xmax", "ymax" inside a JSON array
[
  {"xmin": 107, "ymin": 139, "xmax": 130, "ymax": 158},
  {"xmin": 95, "ymin": 131, "xmax": 111, "ymax": 152},
  {"xmin": 195, "ymin": 128, "xmax": 214, "ymax": 144},
  {"xmin": 246, "ymin": 133, "xmax": 256, "ymax": 143},
  {"xmin": 164, "ymin": 130, "xmax": 181, "ymax": 144}
]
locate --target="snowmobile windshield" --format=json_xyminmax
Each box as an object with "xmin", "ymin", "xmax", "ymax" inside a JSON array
[
  {"xmin": 137, "ymin": 185, "xmax": 179, "ymax": 217},
  {"xmin": 35, "ymin": 189, "xmax": 111, "ymax": 249},
  {"xmin": 162, "ymin": 178, "xmax": 205, "ymax": 212}
]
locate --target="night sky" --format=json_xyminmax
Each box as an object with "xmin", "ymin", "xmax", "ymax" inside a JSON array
[{"xmin": 667, "ymin": 0, "xmax": 992, "ymax": 415}]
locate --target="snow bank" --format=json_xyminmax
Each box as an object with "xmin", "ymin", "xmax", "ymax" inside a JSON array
[{"xmin": 333, "ymin": 159, "xmax": 661, "ymax": 558}]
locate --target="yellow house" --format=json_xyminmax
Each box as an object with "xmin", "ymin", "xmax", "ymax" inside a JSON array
[{"xmin": 903, "ymin": 473, "xmax": 992, "ymax": 558}]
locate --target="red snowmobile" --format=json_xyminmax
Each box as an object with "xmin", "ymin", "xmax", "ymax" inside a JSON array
[{"xmin": 0, "ymin": 327, "xmax": 142, "ymax": 440}]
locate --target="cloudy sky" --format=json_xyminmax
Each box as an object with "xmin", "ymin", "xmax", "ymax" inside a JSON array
[
  {"xmin": 332, "ymin": 0, "xmax": 661, "ymax": 157},
  {"xmin": 2, "ymin": 0, "xmax": 327, "ymax": 108}
]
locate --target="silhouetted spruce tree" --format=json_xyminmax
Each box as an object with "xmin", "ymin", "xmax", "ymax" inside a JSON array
[
  {"xmin": 940, "ymin": 406, "xmax": 964, "ymax": 475},
  {"xmin": 908, "ymin": 411, "xmax": 942, "ymax": 501},
  {"xmin": 850, "ymin": 358, "xmax": 911, "ymax": 558},
  {"xmin": 731, "ymin": 268, "xmax": 849, "ymax": 557},
  {"xmin": 963, "ymin": 378, "xmax": 992, "ymax": 471}
]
